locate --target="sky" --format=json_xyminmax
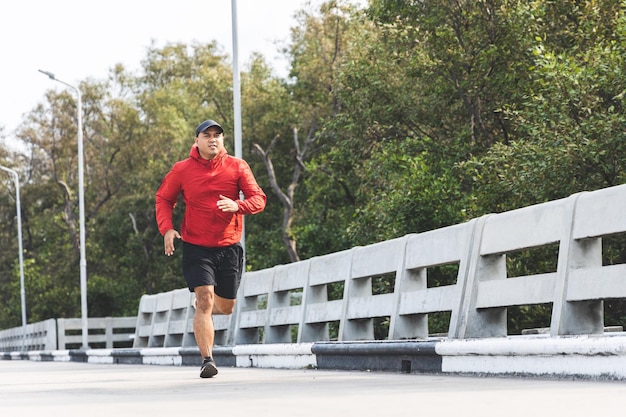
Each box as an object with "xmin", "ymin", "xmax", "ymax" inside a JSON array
[{"xmin": 0, "ymin": 0, "xmax": 357, "ymax": 145}]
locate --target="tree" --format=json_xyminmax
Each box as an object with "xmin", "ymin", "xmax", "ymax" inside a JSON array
[
  {"xmin": 282, "ymin": 0, "xmax": 371, "ymax": 257},
  {"xmin": 462, "ymin": 0, "xmax": 626, "ymax": 214},
  {"xmin": 2, "ymin": 0, "xmax": 626, "ymax": 332},
  {"xmin": 252, "ymin": 126, "xmax": 316, "ymax": 262}
]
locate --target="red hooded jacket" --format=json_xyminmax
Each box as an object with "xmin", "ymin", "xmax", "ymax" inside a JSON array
[{"xmin": 155, "ymin": 146, "xmax": 266, "ymax": 247}]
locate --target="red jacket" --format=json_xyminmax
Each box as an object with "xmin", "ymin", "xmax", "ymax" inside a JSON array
[{"xmin": 155, "ymin": 146, "xmax": 266, "ymax": 247}]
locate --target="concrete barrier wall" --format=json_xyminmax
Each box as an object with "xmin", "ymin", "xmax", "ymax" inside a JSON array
[
  {"xmin": 57, "ymin": 317, "xmax": 136, "ymax": 349},
  {"xmin": 6, "ymin": 183, "xmax": 626, "ymax": 356},
  {"xmin": 4, "ymin": 183, "xmax": 626, "ymax": 380},
  {"xmin": 131, "ymin": 183, "xmax": 626, "ymax": 348},
  {"xmin": 0, "ymin": 317, "xmax": 135, "ymax": 352},
  {"xmin": 133, "ymin": 289, "xmax": 194, "ymax": 348},
  {"xmin": 0, "ymin": 318, "xmax": 56, "ymax": 351}
]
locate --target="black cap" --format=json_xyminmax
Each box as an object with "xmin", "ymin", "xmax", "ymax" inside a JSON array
[{"xmin": 195, "ymin": 119, "xmax": 223, "ymax": 137}]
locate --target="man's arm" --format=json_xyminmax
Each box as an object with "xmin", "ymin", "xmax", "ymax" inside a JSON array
[
  {"xmin": 236, "ymin": 161, "xmax": 267, "ymax": 214},
  {"xmin": 156, "ymin": 168, "xmax": 183, "ymax": 256},
  {"xmin": 155, "ymin": 167, "xmax": 182, "ymax": 235}
]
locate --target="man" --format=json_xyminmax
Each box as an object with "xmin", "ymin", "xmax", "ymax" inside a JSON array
[{"xmin": 155, "ymin": 119, "xmax": 266, "ymax": 378}]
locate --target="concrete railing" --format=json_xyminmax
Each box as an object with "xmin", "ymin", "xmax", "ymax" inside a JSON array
[
  {"xmin": 4, "ymin": 183, "xmax": 626, "ymax": 380},
  {"xmin": 0, "ymin": 319, "xmax": 56, "ymax": 352},
  {"xmin": 132, "ymin": 183, "xmax": 626, "ymax": 348},
  {"xmin": 57, "ymin": 317, "xmax": 136, "ymax": 349},
  {"xmin": 133, "ymin": 288, "xmax": 232, "ymax": 348},
  {"xmin": 0, "ymin": 317, "xmax": 135, "ymax": 352}
]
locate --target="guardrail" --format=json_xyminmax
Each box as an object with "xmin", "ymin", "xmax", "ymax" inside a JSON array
[
  {"xmin": 131, "ymin": 183, "xmax": 626, "ymax": 348},
  {"xmin": 0, "ymin": 319, "xmax": 56, "ymax": 352},
  {"xmin": 4, "ymin": 184, "xmax": 626, "ymax": 352},
  {"xmin": 133, "ymin": 288, "xmax": 232, "ymax": 348},
  {"xmin": 57, "ymin": 317, "xmax": 136, "ymax": 349},
  {"xmin": 0, "ymin": 317, "xmax": 135, "ymax": 352}
]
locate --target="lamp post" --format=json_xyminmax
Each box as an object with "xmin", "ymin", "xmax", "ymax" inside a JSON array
[
  {"xmin": 38, "ymin": 69, "xmax": 88, "ymax": 350},
  {"xmin": 231, "ymin": 0, "xmax": 242, "ymax": 161},
  {"xmin": 0, "ymin": 165, "xmax": 27, "ymax": 349},
  {"xmin": 231, "ymin": 0, "xmax": 245, "ymax": 254}
]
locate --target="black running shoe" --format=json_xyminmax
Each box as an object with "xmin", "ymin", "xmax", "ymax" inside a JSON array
[{"xmin": 200, "ymin": 357, "xmax": 218, "ymax": 378}]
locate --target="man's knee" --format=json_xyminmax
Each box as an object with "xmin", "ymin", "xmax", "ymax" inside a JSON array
[
  {"xmin": 213, "ymin": 299, "xmax": 236, "ymax": 315},
  {"xmin": 194, "ymin": 286, "xmax": 215, "ymax": 312}
]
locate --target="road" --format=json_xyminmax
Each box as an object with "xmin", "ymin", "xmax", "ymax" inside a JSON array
[{"xmin": 0, "ymin": 360, "xmax": 624, "ymax": 416}]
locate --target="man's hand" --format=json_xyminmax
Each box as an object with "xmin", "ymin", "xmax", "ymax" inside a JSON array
[
  {"xmin": 164, "ymin": 229, "xmax": 181, "ymax": 256},
  {"xmin": 217, "ymin": 194, "xmax": 239, "ymax": 213}
]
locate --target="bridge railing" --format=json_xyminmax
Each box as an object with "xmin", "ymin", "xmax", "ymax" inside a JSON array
[
  {"xmin": 131, "ymin": 183, "xmax": 626, "ymax": 348},
  {"xmin": 5, "ymin": 184, "xmax": 625, "ymax": 351},
  {"xmin": 0, "ymin": 317, "xmax": 135, "ymax": 352},
  {"xmin": 0, "ymin": 319, "xmax": 57, "ymax": 352},
  {"xmin": 57, "ymin": 317, "xmax": 136, "ymax": 349}
]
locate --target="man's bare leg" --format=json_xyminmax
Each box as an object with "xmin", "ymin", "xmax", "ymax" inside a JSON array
[
  {"xmin": 193, "ymin": 285, "xmax": 215, "ymax": 359},
  {"xmin": 193, "ymin": 286, "xmax": 236, "ymax": 378}
]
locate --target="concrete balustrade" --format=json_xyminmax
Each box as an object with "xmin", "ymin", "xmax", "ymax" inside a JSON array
[
  {"xmin": 130, "ymin": 183, "xmax": 626, "ymax": 349},
  {"xmin": 133, "ymin": 287, "xmax": 233, "ymax": 348},
  {"xmin": 0, "ymin": 318, "xmax": 56, "ymax": 352},
  {"xmin": 126, "ymin": 185, "xmax": 623, "ymax": 347},
  {"xmin": 133, "ymin": 289, "xmax": 195, "ymax": 348},
  {"xmin": 57, "ymin": 317, "xmax": 136, "ymax": 349},
  {"xmin": 0, "ymin": 317, "xmax": 134, "ymax": 351},
  {"xmin": 4, "ymin": 183, "xmax": 626, "ymax": 380}
]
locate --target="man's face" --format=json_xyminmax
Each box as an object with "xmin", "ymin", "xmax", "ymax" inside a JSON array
[{"xmin": 195, "ymin": 127, "xmax": 224, "ymax": 160}]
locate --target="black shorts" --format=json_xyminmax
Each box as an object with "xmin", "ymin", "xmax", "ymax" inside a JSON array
[{"xmin": 181, "ymin": 241, "xmax": 244, "ymax": 299}]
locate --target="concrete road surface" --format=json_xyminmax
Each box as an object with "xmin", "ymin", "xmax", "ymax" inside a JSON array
[{"xmin": 1, "ymin": 360, "xmax": 624, "ymax": 417}]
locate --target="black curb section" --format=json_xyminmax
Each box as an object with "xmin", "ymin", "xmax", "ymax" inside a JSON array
[
  {"xmin": 311, "ymin": 340, "xmax": 443, "ymax": 374},
  {"xmin": 111, "ymin": 349, "xmax": 143, "ymax": 365},
  {"xmin": 69, "ymin": 349, "xmax": 88, "ymax": 363},
  {"xmin": 39, "ymin": 352, "xmax": 56, "ymax": 362}
]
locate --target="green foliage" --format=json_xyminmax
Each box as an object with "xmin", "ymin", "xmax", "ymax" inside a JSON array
[
  {"xmin": 462, "ymin": 0, "xmax": 626, "ymax": 215},
  {"xmin": 1, "ymin": 0, "xmax": 626, "ymax": 337}
]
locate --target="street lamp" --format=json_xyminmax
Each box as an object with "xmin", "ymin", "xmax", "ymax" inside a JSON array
[
  {"xmin": 38, "ymin": 69, "xmax": 89, "ymax": 350},
  {"xmin": 231, "ymin": 0, "xmax": 245, "ymax": 254},
  {"xmin": 0, "ymin": 164, "xmax": 27, "ymax": 350}
]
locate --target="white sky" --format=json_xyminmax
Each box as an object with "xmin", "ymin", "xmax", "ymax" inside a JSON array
[{"xmin": 0, "ymin": 0, "xmax": 356, "ymax": 144}]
